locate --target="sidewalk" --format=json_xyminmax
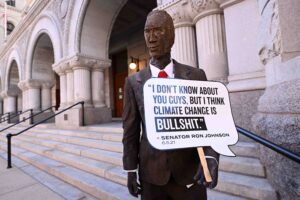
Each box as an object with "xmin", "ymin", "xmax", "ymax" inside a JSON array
[{"xmin": 0, "ymin": 156, "xmax": 63, "ymax": 200}]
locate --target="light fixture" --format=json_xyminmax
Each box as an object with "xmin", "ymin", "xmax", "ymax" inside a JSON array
[{"xmin": 129, "ymin": 57, "xmax": 139, "ymax": 70}]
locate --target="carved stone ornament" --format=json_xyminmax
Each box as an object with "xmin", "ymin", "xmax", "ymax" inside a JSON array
[
  {"xmin": 60, "ymin": 0, "xmax": 69, "ymax": 19},
  {"xmin": 167, "ymin": 3, "xmax": 192, "ymax": 25},
  {"xmin": 192, "ymin": 0, "xmax": 207, "ymax": 7},
  {"xmin": 258, "ymin": 0, "xmax": 281, "ymax": 65},
  {"xmin": 190, "ymin": 0, "xmax": 220, "ymax": 13}
]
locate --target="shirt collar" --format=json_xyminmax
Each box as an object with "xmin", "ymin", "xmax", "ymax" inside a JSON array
[{"xmin": 150, "ymin": 60, "xmax": 174, "ymax": 78}]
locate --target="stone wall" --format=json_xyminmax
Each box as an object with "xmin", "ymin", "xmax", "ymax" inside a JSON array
[{"xmin": 253, "ymin": 0, "xmax": 300, "ymax": 199}]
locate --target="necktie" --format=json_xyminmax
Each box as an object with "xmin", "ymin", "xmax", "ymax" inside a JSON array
[{"xmin": 158, "ymin": 70, "xmax": 168, "ymax": 78}]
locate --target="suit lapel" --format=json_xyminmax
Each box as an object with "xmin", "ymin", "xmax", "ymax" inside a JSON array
[
  {"xmin": 136, "ymin": 67, "xmax": 152, "ymax": 85},
  {"xmin": 173, "ymin": 60, "xmax": 191, "ymax": 80}
]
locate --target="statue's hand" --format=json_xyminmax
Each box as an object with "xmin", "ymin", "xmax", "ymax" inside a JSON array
[
  {"xmin": 193, "ymin": 158, "xmax": 218, "ymax": 189},
  {"xmin": 127, "ymin": 172, "xmax": 141, "ymax": 197}
]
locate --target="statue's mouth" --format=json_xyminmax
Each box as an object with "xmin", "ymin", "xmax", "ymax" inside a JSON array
[{"xmin": 149, "ymin": 46, "xmax": 158, "ymax": 51}]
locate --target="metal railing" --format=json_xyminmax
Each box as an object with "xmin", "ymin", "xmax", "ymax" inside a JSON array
[
  {"xmin": 6, "ymin": 101, "xmax": 84, "ymax": 168},
  {"xmin": 236, "ymin": 126, "xmax": 300, "ymax": 164},
  {"xmin": 1, "ymin": 110, "xmax": 29, "ymax": 124},
  {"xmin": 0, "ymin": 112, "xmax": 17, "ymax": 123},
  {"xmin": 0, "ymin": 113, "xmax": 10, "ymax": 122},
  {"xmin": 0, "ymin": 105, "xmax": 56, "ymax": 134}
]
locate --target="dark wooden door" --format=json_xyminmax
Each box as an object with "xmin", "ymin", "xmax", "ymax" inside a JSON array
[
  {"xmin": 114, "ymin": 72, "xmax": 127, "ymax": 117},
  {"xmin": 111, "ymin": 51, "xmax": 128, "ymax": 117}
]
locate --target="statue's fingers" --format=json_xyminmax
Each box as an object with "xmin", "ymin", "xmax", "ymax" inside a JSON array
[{"xmin": 193, "ymin": 169, "xmax": 201, "ymax": 181}]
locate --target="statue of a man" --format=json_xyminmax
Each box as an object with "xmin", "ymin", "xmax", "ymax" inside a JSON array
[{"xmin": 122, "ymin": 10, "xmax": 219, "ymax": 200}]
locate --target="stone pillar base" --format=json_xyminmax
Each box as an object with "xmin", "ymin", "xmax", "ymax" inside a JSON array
[
  {"xmin": 8, "ymin": 115, "xmax": 19, "ymax": 124},
  {"xmin": 252, "ymin": 79, "xmax": 300, "ymax": 199},
  {"xmin": 229, "ymin": 89, "xmax": 265, "ymax": 142},
  {"xmin": 20, "ymin": 111, "xmax": 55, "ymax": 125},
  {"xmin": 1, "ymin": 116, "xmax": 18, "ymax": 124},
  {"xmin": 55, "ymin": 107, "xmax": 112, "ymax": 128}
]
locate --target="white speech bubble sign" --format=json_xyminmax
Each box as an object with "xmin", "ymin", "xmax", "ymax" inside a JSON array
[{"xmin": 144, "ymin": 78, "xmax": 238, "ymax": 157}]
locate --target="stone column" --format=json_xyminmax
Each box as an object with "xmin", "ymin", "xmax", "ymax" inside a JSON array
[
  {"xmin": 5, "ymin": 96, "xmax": 16, "ymax": 113},
  {"xmin": 53, "ymin": 63, "xmax": 67, "ymax": 109},
  {"xmin": 53, "ymin": 55, "xmax": 112, "ymax": 127},
  {"xmin": 17, "ymin": 95, "xmax": 22, "ymax": 111},
  {"xmin": 59, "ymin": 72, "xmax": 67, "ymax": 109},
  {"xmin": 26, "ymin": 80, "xmax": 41, "ymax": 112},
  {"xmin": 18, "ymin": 81, "xmax": 28, "ymax": 111},
  {"xmin": 167, "ymin": 3, "xmax": 198, "ymax": 67},
  {"xmin": 104, "ymin": 68, "xmax": 111, "ymax": 108},
  {"xmin": 71, "ymin": 60, "xmax": 92, "ymax": 107},
  {"xmin": 0, "ymin": 99, "xmax": 3, "ymax": 115},
  {"xmin": 191, "ymin": 0, "xmax": 228, "ymax": 81},
  {"xmin": 92, "ymin": 62, "xmax": 110, "ymax": 108},
  {"xmin": 1, "ymin": 91, "xmax": 16, "ymax": 114},
  {"xmin": 66, "ymin": 67, "xmax": 74, "ymax": 106},
  {"xmin": 41, "ymin": 82, "xmax": 54, "ymax": 110}
]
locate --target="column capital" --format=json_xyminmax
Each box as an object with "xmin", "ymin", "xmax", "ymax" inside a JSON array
[
  {"xmin": 53, "ymin": 54, "xmax": 111, "ymax": 72},
  {"xmin": 68, "ymin": 54, "xmax": 111, "ymax": 71},
  {"xmin": 1, "ymin": 90, "xmax": 18, "ymax": 97},
  {"xmin": 18, "ymin": 81, "xmax": 27, "ymax": 91},
  {"xmin": 218, "ymin": 0, "xmax": 244, "ymax": 9},
  {"xmin": 189, "ymin": 0, "xmax": 223, "ymax": 23},
  {"xmin": 0, "ymin": 91, "xmax": 8, "ymax": 98},
  {"xmin": 164, "ymin": 1, "xmax": 194, "ymax": 27},
  {"xmin": 41, "ymin": 80, "xmax": 55, "ymax": 89},
  {"xmin": 92, "ymin": 60, "xmax": 111, "ymax": 71},
  {"xmin": 18, "ymin": 79, "xmax": 42, "ymax": 90},
  {"xmin": 52, "ymin": 61, "xmax": 68, "ymax": 75}
]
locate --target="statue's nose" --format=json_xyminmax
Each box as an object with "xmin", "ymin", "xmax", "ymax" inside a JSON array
[{"xmin": 149, "ymin": 31, "xmax": 156, "ymax": 42}]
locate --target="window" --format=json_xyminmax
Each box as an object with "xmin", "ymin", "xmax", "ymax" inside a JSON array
[
  {"xmin": 7, "ymin": 22, "xmax": 14, "ymax": 35},
  {"xmin": 6, "ymin": 0, "xmax": 15, "ymax": 7}
]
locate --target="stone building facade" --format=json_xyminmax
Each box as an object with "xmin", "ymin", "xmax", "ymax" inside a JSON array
[{"xmin": 0, "ymin": 0, "xmax": 299, "ymax": 199}]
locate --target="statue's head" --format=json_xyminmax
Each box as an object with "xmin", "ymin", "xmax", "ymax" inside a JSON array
[{"xmin": 144, "ymin": 10, "xmax": 175, "ymax": 58}]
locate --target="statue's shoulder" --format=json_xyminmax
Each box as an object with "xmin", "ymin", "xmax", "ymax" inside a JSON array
[
  {"xmin": 127, "ymin": 67, "xmax": 150, "ymax": 83},
  {"xmin": 173, "ymin": 59, "xmax": 207, "ymax": 80}
]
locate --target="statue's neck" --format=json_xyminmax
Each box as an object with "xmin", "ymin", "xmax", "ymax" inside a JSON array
[{"xmin": 150, "ymin": 53, "xmax": 171, "ymax": 70}]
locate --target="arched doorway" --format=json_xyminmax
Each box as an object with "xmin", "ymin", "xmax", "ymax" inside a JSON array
[
  {"xmin": 0, "ymin": 78, "xmax": 2, "ymax": 115},
  {"xmin": 109, "ymin": 0, "xmax": 157, "ymax": 117},
  {"xmin": 6, "ymin": 60, "xmax": 21, "ymax": 122},
  {"xmin": 31, "ymin": 33, "xmax": 59, "ymax": 111}
]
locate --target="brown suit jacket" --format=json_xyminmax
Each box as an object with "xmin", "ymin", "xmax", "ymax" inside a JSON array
[{"xmin": 122, "ymin": 60, "xmax": 219, "ymax": 186}]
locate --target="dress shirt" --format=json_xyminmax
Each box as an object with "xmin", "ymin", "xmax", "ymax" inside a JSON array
[{"xmin": 150, "ymin": 60, "xmax": 174, "ymax": 78}]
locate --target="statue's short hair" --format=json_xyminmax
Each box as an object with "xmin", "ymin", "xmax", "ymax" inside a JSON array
[{"xmin": 146, "ymin": 10, "xmax": 174, "ymax": 32}]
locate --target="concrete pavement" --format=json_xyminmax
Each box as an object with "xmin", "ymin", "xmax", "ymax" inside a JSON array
[{"xmin": 0, "ymin": 156, "xmax": 64, "ymax": 200}]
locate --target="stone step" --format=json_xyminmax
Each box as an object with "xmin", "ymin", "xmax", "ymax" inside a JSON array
[
  {"xmin": 0, "ymin": 142, "xmax": 135, "ymax": 200},
  {"xmin": 0, "ymin": 123, "xmax": 277, "ymax": 200},
  {"xmin": 15, "ymin": 134, "xmax": 123, "ymax": 166},
  {"xmin": 6, "ymin": 125, "xmax": 259, "ymax": 159},
  {"xmin": 16, "ymin": 134, "xmax": 264, "ymax": 178},
  {"xmin": 219, "ymin": 156, "xmax": 265, "ymax": 177},
  {"xmin": 36, "ymin": 122, "xmax": 124, "ymax": 134},
  {"xmin": 230, "ymin": 141, "xmax": 259, "ymax": 158},
  {"xmin": 215, "ymin": 171, "xmax": 277, "ymax": 200},
  {"xmin": 0, "ymin": 146, "xmax": 247, "ymax": 200},
  {"xmin": 4, "ymin": 125, "xmax": 123, "ymax": 142},
  {"xmin": 9, "ymin": 130, "xmax": 123, "ymax": 153},
  {"xmin": 0, "ymin": 137, "xmax": 127, "ymax": 186},
  {"xmin": 1, "ymin": 127, "xmax": 266, "ymax": 179},
  {"xmin": 0, "ymin": 150, "xmax": 96, "ymax": 200},
  {"xmin": 0, "ymin": 137, "xmax": 276, "ymax": 200},
  {"xmin": 207, "ymin": 190, "xmax": 248, "ymax": 200},
  {"xmin": 23, "ymin": 122, "xmax": 124, "ymax": 135},
  {"xmin": 4, "ymin": 125, "xmax": 259, "ymax": 158},
  {"xmin": 14, "ymin": 134, "xmax": 265, "ymax": 177}
]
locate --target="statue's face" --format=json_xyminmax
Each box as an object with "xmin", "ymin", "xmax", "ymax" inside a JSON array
[{"xmin": 144, "ymin": 13, "xmax": 174, "ymax": 58}]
